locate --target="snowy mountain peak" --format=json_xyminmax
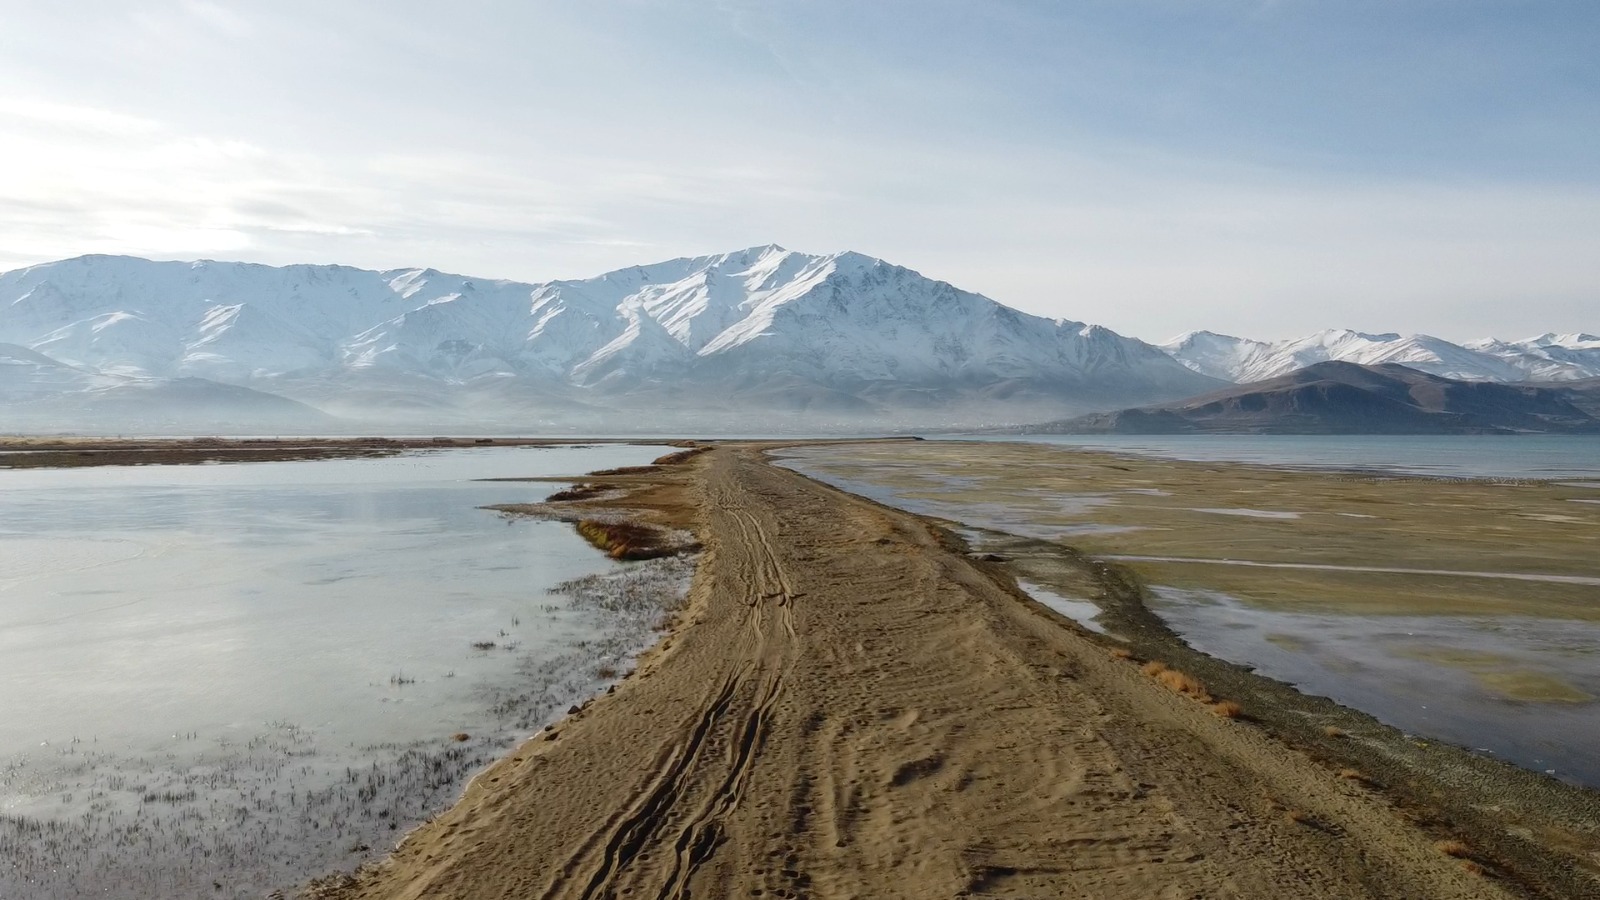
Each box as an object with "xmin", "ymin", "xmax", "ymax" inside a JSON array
[
  {"xmin": 0, "ymin": 249, "xmax": 1227, "ymax": 428},
  {"xmin": 1528, "ymin": 332, "xmax": 1600, "ymax": 348},
  {"xmin": 1165, "ymin": 328, "xmax": 1600, "ymax": 384}
]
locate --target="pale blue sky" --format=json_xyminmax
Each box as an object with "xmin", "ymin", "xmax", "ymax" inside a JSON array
[{"xmin": 1, "ymin": 1, "xmax": 1595, "ymax": 341}]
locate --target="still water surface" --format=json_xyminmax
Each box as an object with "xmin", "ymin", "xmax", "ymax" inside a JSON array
[{"xmin": 0, "ymin": 444, "xmax": 674, "ymax": 898}]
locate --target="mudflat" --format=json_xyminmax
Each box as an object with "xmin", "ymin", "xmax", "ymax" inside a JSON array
[{"xmin": 313, "ymin": 444, "xmax": 1598, "ymax": 899}]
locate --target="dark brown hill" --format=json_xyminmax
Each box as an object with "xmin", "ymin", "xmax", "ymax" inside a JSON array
[{"xmin": 1032, "ymin": 361, "xmax": 1600, "ymax": 434}]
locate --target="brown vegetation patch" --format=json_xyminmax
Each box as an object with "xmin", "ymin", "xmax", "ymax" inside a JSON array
[
  {"xmin": 1139, "ymin": 659, "xmax": 1213, "ymax": 702},
  {"xmin": 575, "ymin": 519, "xmax": 685, "ymax": 561},
  {"xmin": 1108, "ymin": 647, "xmax": 1134, "ymax": 660},
  {"xmin": 588, "ymin": 465, "xmax": 661, "ymax": 477},
  {"xmin": 651, "ymin": 446, "xmax": 711, "ymax": 466},
  {"xmin": 546, "ymin": 483, "xmax": 607, "ymax": 502},
  {"xmin": 1211, "ymin": 700, "xmax": 1244, "ymax": 719},
  {"xmin": 1156, "ymin": 668, "xmax": 1213, "ymax": 701}
]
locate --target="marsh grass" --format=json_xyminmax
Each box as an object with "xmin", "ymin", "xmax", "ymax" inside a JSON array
[
  {"xmin": 587, "ymin": 465, "xmax": 660, "ymax": 477},
  {"xmin": 546, "ymin": 484, "xmax": 607, "ymax": 502},
  {"xmin": 575, "ymin": 520, "xmax": 687, "ymax": 561},
  {"xmin": 651, "ymin": 446, "xmax": 711, "ymax": 466}
]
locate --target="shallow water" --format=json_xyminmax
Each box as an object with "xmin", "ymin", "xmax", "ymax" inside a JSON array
[
  {"xmin": 0, "ymin": 444, "xmax": 680, "ymax": 898},
  {"xmin": 1015, "ymin": 580, "xmax": 1109, "ymax": 635},
  {"xmin": 1149, "ymin": 586, "xmax": 1600, "ymax": 786},
  {"xmin": 960, "ymin": 434, "xmax": 1600, "ymax": 479}
]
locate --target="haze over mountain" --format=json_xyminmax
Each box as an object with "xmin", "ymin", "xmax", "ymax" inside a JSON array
[
  {"xmin": 1162, "ymin": 329, "xmax": 1600, "ymax": 384},
  {"xmin": 1032, "ymin": 361, "xmax": 1600, "ymax": 436},
  {"xmin": 0, "ymin": 246, "xmax": 1219, "ymax": 433}
]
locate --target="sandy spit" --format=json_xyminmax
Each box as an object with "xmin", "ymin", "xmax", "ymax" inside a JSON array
[{"xmin": 305, "ymin": 444, "xmax": 1590, "ymax": 899}]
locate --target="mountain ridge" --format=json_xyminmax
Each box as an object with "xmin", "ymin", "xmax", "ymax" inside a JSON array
[
  {"xmin": 0, "ymin": 247, "xmax": 1219, "ymax": 431},
  {"xmin": 1163, "ymin": 328, "xmax": 1600, "ymax": 384}
]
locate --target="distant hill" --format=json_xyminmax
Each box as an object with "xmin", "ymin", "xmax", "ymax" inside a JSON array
[{"xmin": 1029, "ymin": 361, "xmax": 1600, "ymax": 435}]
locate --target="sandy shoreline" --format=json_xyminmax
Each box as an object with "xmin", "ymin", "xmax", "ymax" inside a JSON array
[{"xmin": 302, "ymin": 443, "xmax": 1599, "ymax": 899}]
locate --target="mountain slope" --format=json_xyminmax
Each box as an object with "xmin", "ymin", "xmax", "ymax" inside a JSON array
[
  {"xmin": 0, "ymin": 248, "xmax": 1220, "ymax": 430},
  {"xmin": 1163, "ymin": 330, "xmax": 1599, "ymax": 384},
  {"xmin": 1032, "ymin": 361, "xmax": 1600, "ymax": 435}
]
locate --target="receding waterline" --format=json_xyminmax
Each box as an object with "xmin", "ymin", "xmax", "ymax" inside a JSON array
[{"xmin": 1101, "ymin": 555, "xmax": 1600, "ymax": 587}]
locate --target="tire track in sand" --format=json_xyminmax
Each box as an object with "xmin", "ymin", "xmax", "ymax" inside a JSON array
[{"xmin": 551, "ymin": 480, "xmax": 799, "ymax": 899}]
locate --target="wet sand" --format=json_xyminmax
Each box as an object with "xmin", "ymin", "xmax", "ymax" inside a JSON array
[{"xmin": 309, "ymin": 443, "xmax": 1600, "ymax": 899}]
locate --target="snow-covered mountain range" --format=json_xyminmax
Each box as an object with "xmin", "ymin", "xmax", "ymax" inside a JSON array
[
  {"xmin": 1161, "ymin": 330, "xmax": 1600, "ymax": 385},
  {"xmin": 0, "ymin": 246, "xmax": 1217, "ymax": 431}
]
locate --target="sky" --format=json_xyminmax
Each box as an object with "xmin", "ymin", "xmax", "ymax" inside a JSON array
[{"xmin": 1, "ymin": 0, "xmax": 1596, "ymax": 343}]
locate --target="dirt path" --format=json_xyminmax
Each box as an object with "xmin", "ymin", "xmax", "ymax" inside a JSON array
[{"xmin": 323, "ymin": 446, "xmax": 1515, "ymax": 899}]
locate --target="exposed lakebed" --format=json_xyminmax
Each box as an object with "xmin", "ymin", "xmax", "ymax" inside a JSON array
[
  {"xmin": 775, "ymin": 440, "xmax": 1600, "ymax": 788},
  {"xmin": 0, "ymin": 444, "xmax": 688, "ymax": 899}
]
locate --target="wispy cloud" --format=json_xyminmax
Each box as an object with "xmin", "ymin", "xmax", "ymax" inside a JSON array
[{"xmin": 0, "ymin": 2, "xmax": 1595, "ymax": 340}]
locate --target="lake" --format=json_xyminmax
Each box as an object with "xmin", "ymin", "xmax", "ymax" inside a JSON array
[{"xmin": 0, "ymin": 444, "xmax": 684, "ymax": 899}]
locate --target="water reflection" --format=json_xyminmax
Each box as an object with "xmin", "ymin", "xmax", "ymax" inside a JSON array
[{"xmin": 0, "ymin": 444, "xmax": 678, "ymax": 898}]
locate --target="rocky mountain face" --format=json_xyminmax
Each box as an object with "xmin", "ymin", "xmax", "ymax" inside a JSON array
[
  {"xmin": 1034, "ymin": 361, "xmax": 1600, "ymax": 435},
  {"xmin": 1162, "ymin": 330, "xmax": 1600, "ymax": 384},
  {"xmin": 0, "ymin": 246, "xmax": 1219, "ymax": 432}
]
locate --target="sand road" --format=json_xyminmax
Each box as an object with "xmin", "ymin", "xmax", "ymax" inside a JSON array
[{"xmin": 321, "ymin": 446, "xmax": 1512, "ymax": 899}]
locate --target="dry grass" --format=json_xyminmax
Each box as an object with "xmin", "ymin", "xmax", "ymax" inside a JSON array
[
  {"xmin": 1338, "ymin": 768, "xmax": 1373, "ymax": 786},
  {"xmin": 1322, "ymin": 725, "xmax": 1345, "ymax": 738},
  {"xmin": 1284, "ymin": 809, "xmax": 1310, "ymax": 825},
  {"xmin": 1211, "ymin": 700, "xmax": 1244, "ymax": 719},
  {"xmin": 652, "ymin": 446, "xmax": 710, "ymax": 466},
  {"xmin": 575, "ymin": 520, "xmax": 682, "ymax": 561},
  {"xmin": 1108, "ymin": 647, "xmax": 1134, "ymax": 660},
  {"xmin": 596, "ymin": 665, "xmax": 619, "ymax": 679},
  {"xmin": 1138, "ymin": 659, "xmax": 1213, "ymax": 701},
  {"xmin": 546, "ymin": 483, "xmax": 607, "ymax": 502},
  {"xmin": 588, "ymin": 464, "xmax": 660, "ymax": 477},
  {"xmin": 1435, "ymin": 839, "xmax": 1472, "ymax": 858},
  {"xmin": 1156, "ymin": 669, "xmax": 1213, "ymax": 701},
  {"xmin": 1459, "ymin": 860, "xmax": 1487, "ymax": 877}
]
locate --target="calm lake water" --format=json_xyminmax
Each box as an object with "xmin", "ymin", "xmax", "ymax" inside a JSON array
[
  {"xmin": 961, "ymin": 434, "xmax": 1600, "ymax": 479},
  {"xmin": 0, "ymin": 444, "xmax": 680, "ymax": 899}
]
